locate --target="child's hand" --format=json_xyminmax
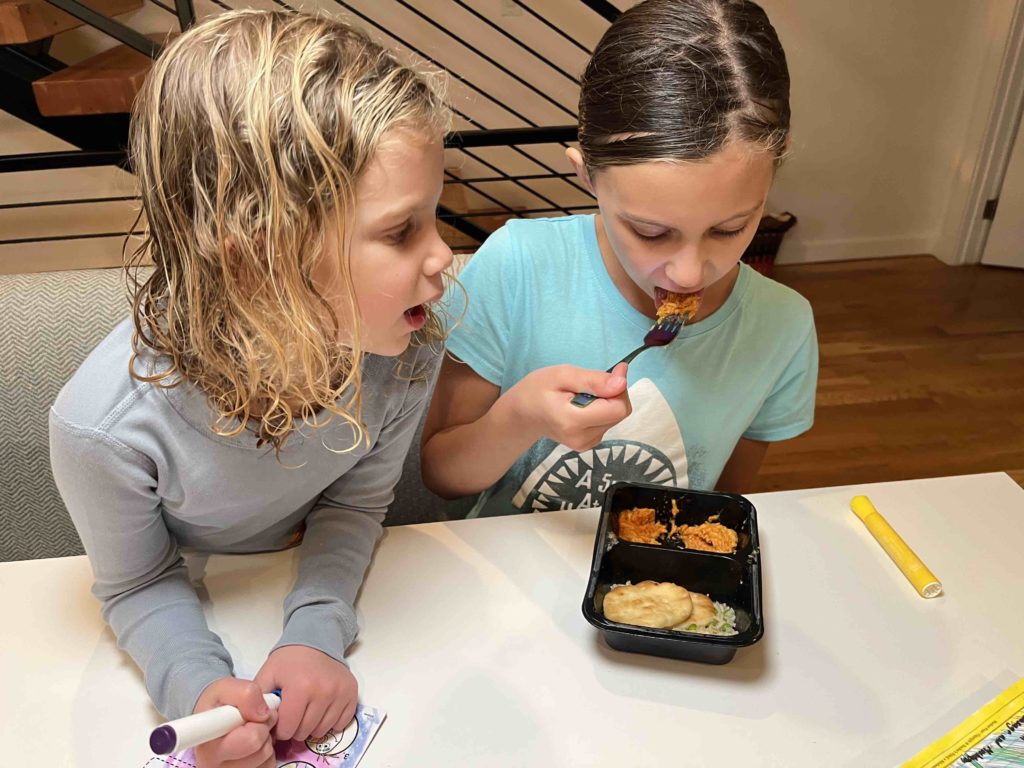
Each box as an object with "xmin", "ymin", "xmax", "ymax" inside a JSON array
[
  {"xmin": 193, "ymin": 677, "xmax": 277, "ymax": 768},
  {"xmin": 507, "ymin": 362, "xmax": 631, "ymax": 451},
  {"xmin": 255, "ymin": 645, "xmax": 358, "ymax": 743}
]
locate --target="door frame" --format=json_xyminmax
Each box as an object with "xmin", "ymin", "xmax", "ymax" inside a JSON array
[{"xmin": 953, "ymin": 0, "xmax": 1024, "ymax": 265}]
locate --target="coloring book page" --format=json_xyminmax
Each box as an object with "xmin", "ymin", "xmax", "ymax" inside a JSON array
[{"xmin": 145, "ymin": 704, "xmax": 385, "ymax": 768}]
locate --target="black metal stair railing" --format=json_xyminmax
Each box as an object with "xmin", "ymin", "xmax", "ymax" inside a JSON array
[
  {"xmin": 0, "ymin": 0, "xmax": 197, "ymax": 163},
  {"xmin": 0, "ymin": 125, "xmax": 581, "ymax": 246},
  {"xmin": 0, "ymin": 1, "xmax": 625, "ymax": 249},
  {"xmin": 0, "ymin": 44, "xmax": 131, "ymax": 157},
  {"xmin": 579, "ymin": 0, "xmax": 621, "ymax": 23},
  {"xmin": 328, "ymin": 0, "xmax": 592, "ymax": 215},
  {"xmin": 37, "ymin": 0, "xmax": 165, "ymax": 58}
]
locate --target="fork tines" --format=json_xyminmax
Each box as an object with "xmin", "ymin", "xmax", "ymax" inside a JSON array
[{"xmin": 643, "ymin": 313, "xmax": 686, "ymax": 346}]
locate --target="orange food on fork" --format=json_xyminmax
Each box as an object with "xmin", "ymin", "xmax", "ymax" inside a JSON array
[{"xmin": 656, "ymin": 291, "xmax": 702, "ymax": 322}]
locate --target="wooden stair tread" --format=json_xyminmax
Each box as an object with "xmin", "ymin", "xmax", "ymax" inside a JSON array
[
  {"xmin": 0, "ymin": 0, "xmax": 142, "ymax": 45},
  {"xmin": 32, "ymin": 36, "xmax": 159, "ymax": 116},
  {"xmin": 438, "ymin": 209, "xmax": 517, "ymax": 250}
]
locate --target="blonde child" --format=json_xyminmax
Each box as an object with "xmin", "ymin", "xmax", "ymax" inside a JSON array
[
  {"xmin": 49, "ymin": 11, "xmax": 452, "ymax": 768},
  {"xmin": 422, "ymin": 0, "xmax": 817, "ymax": 516}
]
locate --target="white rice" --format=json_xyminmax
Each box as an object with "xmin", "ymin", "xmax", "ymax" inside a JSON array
[{"xmin": 671, "ymin": 601, "xmax": 738, "ymax": 637}]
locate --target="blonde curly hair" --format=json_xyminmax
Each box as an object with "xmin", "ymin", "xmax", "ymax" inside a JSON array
[{"xmin": 126, "ymin": 9, "xmax": 450, "ymax": 452}]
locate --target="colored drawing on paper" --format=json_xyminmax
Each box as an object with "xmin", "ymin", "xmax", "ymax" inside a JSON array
[
  {"xmin": 145, "ymin": 755, "xmax": 196, "ymax": 768},
  {"xmin": 147, "ymin": 704, "xmax": 385, "ymax": 768},
  {"xmin": 305, "ymin": 716, "xmax": 359, "ymax": 757},
  {"xmin": 955, "ymin": 715, "xmax": 1024, "ymax": 767},
  {"xmin": 904, "ymin": 678, "xmax": 1024, "ymax": 768}
]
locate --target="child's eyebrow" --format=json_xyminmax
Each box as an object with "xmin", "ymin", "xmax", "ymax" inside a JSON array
[
  {"xmin": 715, "ymin": 202, "xmax": 764, "ymax": 225},
  {"xmin": 372, "ymin": 205, "xmax": 416, "ymax": 229},
  {"xmin": 372, "ymin": 190, "xmax": 441, "ymax": 228},
  {"xmin": 623, "ymin": 201, "xmax": 764, "ymax": 229},
  {"xmin": 621, "ymin": 214, "xmax": 668, "ymax": 228}
]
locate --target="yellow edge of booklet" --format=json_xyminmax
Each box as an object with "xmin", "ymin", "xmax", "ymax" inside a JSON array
[{"xmin": 903, "ymin": 677, "xmax": 1024, "ymax": 767}]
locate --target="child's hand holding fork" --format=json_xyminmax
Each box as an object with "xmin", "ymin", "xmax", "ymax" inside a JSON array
[
  {"xmin": 421, "ymin": 359, "xmax": 631, "ymax": 499},
  {"xmin": 505, "ymin": 362, "xmax": 632, "ymax": 452}
]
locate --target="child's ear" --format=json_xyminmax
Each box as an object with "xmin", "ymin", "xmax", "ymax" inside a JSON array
[{"xmin": 565, "ymin": 147, "xmax": 594, "ymax": 194}]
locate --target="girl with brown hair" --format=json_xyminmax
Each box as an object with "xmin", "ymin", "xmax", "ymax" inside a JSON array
[{"xmin": 423, "ymin": 0, "xmax": 817, "ymax": 517}]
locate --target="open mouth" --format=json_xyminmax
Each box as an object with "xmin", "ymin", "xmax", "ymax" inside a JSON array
[{"xmin": 404, "ymin": 304, "xmax": 427, "ymax": 330}]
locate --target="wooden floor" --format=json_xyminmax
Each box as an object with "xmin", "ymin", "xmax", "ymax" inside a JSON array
[{"xmin": 760, "ymin": 255, "xmax": 1024, "ymax": 492}]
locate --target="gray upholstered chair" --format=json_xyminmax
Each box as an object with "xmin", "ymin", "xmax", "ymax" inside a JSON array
[{"xmin": 0, "ymin": 268, "xmax": 471, "ymax": 562}]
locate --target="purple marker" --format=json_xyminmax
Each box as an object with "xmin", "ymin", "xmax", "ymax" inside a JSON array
[{"xmin": 149, "ymin": 690, "xmax": 282, "ymax": 755}]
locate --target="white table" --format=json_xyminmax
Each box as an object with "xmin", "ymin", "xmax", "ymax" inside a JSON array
[{"xmin": 3, "ymin": 472, "xmax": 1022, "ymax": 767}]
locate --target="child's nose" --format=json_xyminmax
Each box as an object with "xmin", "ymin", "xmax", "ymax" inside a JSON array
[
  {"xmin": 424, "ymin": 227, "xmax": 454, "ymax": 275},
  {"xmin": 665, "ymin": 244, "xmax": 703, "ymax": 288}
]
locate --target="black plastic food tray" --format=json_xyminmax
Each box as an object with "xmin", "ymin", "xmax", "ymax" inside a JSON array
[{"xmin": 582, "ymin": 482, "xmax": 764, "ymax": 664}]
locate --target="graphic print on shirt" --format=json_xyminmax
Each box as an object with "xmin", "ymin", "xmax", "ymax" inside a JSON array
[{"xmin": 511, "ymin": 378, "xmax": 691, "ymax": 511}]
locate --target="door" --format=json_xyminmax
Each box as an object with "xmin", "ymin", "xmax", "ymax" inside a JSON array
[{"xmin": 983, "ymin": 114, "xmax": 1024, "ymax": 268}]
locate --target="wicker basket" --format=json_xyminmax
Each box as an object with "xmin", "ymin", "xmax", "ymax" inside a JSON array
[{"xmin": 741, "ymin": 212, "xmax": 796, "ymax": 276}]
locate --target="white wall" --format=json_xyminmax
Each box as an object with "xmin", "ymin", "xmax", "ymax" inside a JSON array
[
  {"xmin": 0, "ymin": 0, "xmax": 1017, "ymax": 271},
  {"xmin": 759, "ymin": 0, "xmax": 1016, "ymax": 265}
]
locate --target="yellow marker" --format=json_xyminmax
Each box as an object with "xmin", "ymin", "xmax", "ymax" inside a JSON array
[{"xmin": 851, "ymin": 495, "xmax": 942, "ymax": 598}]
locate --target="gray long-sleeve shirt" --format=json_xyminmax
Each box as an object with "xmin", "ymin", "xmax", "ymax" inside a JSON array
[{"xmin": 49, "ymin": 318, "xmax": 440, "ymax": 718}]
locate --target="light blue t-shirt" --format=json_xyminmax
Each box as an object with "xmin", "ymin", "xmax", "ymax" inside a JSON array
[{"xmin": 445, "ymin": 214, "xmax": 818, "ymax": 517}]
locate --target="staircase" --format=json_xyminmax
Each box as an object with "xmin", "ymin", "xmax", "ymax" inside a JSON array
[
  {"xmin": 31, "ymin": 33, "xmax": 156, "ymax": 116},
  {"xmin": 0, "ymin": 1, "xmax": 612, "ymax": 266},
  {"xmin": 0, "ymin": 0, "xmax": 139, "ymax": 45},
  {"xmin": 1, "ymin": 0, "xmax": 159, "ymax": 119}
]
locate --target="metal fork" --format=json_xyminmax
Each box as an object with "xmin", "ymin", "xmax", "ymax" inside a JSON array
[{"xmin": 570, "ymin": 314, "xmax": 686, "ymax": 408}]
